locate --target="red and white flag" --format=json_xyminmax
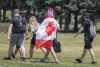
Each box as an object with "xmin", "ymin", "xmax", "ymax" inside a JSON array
[{"xmin": 35, "ymin": 18, "xmax": 60, "ymax": 49}]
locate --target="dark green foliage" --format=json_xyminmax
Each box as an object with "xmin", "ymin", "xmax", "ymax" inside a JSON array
[
  {"xmin": 79, "ymin": 0, "xmax": 94, "ymax": 9},
  {"xmin": 55, "ymin": 6, "xmax": 62, "ymax": 15},
  {"xmin": 25, "ymin": 0, "xmax": 35, "ymax": 6},
  {"xmin": 0, "ymin": 0, "xmax": 100, "ymax": 32},
  {"xmin": 64, "ymin": 0, "xmax": 78, "ymax": 11}
]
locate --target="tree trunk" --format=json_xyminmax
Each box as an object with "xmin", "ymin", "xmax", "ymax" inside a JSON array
[
  {"xmin": 74, "ymin": 11, "xmax": 78, "ymax": 32},
  {"xmin": 64, "ymin": 12, "xmax": 71, "ymax": 32},
  {"xmin": 11, "ymin": 0, "xmax": 14, "ymax": 18},
  {"xmin": 2, "ymin": 8, "xmax": 6, "ymax": 22},
  {"xmin": 0, "ymin": 10, "xmax": 1, "ymax": 22},
  {"xmin": 17, "ymin": 0, "xmax": 21, "ymax": 9},
  {"xmin": 59, "ymin": 16, "xmax": 63, "ymax": 31},
  {"xmin": 26, "ymin": 5, "xmax": 31, "ymax": 22}
]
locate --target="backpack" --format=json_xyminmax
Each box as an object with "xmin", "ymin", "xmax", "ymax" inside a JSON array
[
  {"xmin": 14, "ymin": 16, "xmax": 27, "ymax": 33},
  {"xmin": 89, "ymin": 20, "xmax": 96, "ymax": 37}
]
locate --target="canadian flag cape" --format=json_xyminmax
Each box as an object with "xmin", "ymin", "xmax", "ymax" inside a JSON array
[{"xmin": 35, "ymin": 17, "xmax": 59, "ymax": 49}]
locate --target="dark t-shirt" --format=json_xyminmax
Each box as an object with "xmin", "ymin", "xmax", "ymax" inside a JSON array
[
  {"xmin": 82, "ymin": 19, "xmax": 91, "ymax": 36},
  {"xmin": 10, "ymin": 16, "xmax": 27, "ymax": 34}
]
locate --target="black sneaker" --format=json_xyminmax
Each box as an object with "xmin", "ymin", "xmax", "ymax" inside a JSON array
[
  {"xmin": 4, "ymin": 57, "xmax": 11, "ymax": 60},
  {"xmin": 76, "ymin": 58, "xmax": 82, "ymax": 63},
  {"xmin": 91, "ymin": 61, "xmax": 97, "ymax": 64},
  {"xmin": 12, "ymin": 54, "xmax": 15, "ymax": 58},
  {"xmin": 22, "ymin": 57, "xmax": 26, "ymax": 62},
  {"xmin": 40, "ymin": 58, "xmax": 45, "ymax": 63}
]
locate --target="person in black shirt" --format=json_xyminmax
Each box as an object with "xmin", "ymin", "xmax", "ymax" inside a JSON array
[
  {"xmin": 4, "ymin": 9, "xmax": 27, "ymax": 61},
  {"xmin": 74, "ymin": 13, "xmax": 97, "ymax": 64}
]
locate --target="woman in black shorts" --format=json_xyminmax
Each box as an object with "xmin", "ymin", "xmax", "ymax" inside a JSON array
[{"xmin": 25, "ymin": 16, "xmax": 46, "ymax": 58}]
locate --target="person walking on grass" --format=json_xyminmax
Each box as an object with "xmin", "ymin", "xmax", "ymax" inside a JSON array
[
  {"xmin": 5, "ymin": 13, "xmax": 24, "ymax": 59},
  {"xmin": 74, "ymin": 12, "xmax": 97, "ymax": 64},
  {"xmin": 35, "ymin": 8, "xmax": 61, "ymax": 64},
  {"xmin": 4, "ymin": 9, "xmax": 27, "ymax": 61},
  {"xmin": 25, "ymin": 16, "xmax": 47, "ymax": 59}
]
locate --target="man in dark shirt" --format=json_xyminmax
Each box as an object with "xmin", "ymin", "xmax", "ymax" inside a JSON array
[
  {"xmin": 4, "ymin": 9, "xmax": 27, "ymax": 61},
  {"xmin": 74, "ymin": 13, "xmax": 97, "ymax": 64}
]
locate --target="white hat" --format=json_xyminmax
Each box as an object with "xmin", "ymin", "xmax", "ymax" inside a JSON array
[{"xmin": 47, "ymin": 8, "xmax": 54, "ymax": 17}]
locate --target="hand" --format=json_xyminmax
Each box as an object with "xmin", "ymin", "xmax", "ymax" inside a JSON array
[
  {"xmin": 25, "ymin": 36, "xmax": 30, "ymax": 40},
  {"xmin": 74, "ymin": 34, "xmax": 77, "ymax": 38},
  {"xmin": 57, "ymin": 27, "xmax": 61, "ymax": 32},
  {"xmin": 5, "ymin": 30, "xmax": 7, "ymax": 33},
  {"xmin": 8, "ymin": 35, "xmax": 10, "ymax": 40}
]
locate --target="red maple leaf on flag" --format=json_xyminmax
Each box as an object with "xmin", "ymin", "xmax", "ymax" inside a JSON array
[{"xmin": 45, "ymin": 21, "xmax": 55, "ymax": 36}]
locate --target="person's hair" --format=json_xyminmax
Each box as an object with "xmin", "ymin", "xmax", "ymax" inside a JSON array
[
  {"xmin": 14, "ymin": 9, "xmax": 20, "ymax": 14},
  {"xmin": 29, "ymin": 16, "xmax": 38, "ymax": 26}
]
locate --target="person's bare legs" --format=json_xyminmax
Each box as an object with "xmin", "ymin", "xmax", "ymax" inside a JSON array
[
  {"xmin": 89, "ymin": 49, "xmax": 96, "ymax": 62},
  {"xmin": 40, "ymin": 47, "xmax": 59, "ymax": 64},
  {"xmin": 13, "ymin": 48, "xmax": 18, "ymax": 56},
  {"xmin": 21, "ymin": 45, "xmax": 25, "ymax": 57},
  {"xmin": 13, "ymin": 48, "xmax": 22, "ymax": 57},
  {"xmin": 50, "ymin": 47, "xmax": 58, "ymax": 61},
  {"xmin": 19, "ymin": 49, "xmax": 22, "ymax": 57},
  {"xmin": 29, "ymin": 46, "xmax": 47, "ymax": 59},
  {"xmin": 80, "ymin": 48, "xmax": 87, "ymax": 60},
  {"xmin": 40, "ymin": 48, "xmax": 50, "ymax": 62},
  {"xmin": 40, "ymin": 47, "xmax": 46, "ymax": 54},
  {"xmin": 44, "ymin": 49, "xmax": 50, "ymax": 59},
  {"xmin": 40, "ymin": 47, "xmax": 50, "ymax": 59},
  {"xmin": 4, "ymin": 45, "xmax": 14, "ymax": 60},
  {"xmin": 8, "ymin": 46, "xmax": 13, "ymax": 58},
  {"xmin": 76, "ymin": 48, "xmax": 87, "ymax": 63},
  {"xmin": 20, "ymin": 45, "xmax": 26, "ymax": 61},
  {"xmin": 30, "ymin": 45, "xmax": 34, "ymax": 58}
]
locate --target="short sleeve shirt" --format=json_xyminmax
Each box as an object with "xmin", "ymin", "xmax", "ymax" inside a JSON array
[
  {"xmin": 82, "ymin": 19, "xmax": 91, "ymax": 36},
  {"xmin": 10, "ymin": 16, "xmax": 27, "ymax": 34}
]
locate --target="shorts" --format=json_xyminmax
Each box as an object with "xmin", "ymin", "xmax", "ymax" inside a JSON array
[
  {"xmin": 10, "ymin": 33, "xmax": 24, "ymax": 47},
  {"xmin": 30, "ymin": 34, "xmax": 36, "ymax": 45},
  {"xmin": 84, "ymin": 36, "xmax": 93, "ymax": 49}
]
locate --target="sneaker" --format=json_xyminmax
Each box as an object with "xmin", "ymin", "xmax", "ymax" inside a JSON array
[
  {"xmin": 40, "ymin": 58, "xmax": 45, "ymax": 63},
  {"xmin": 91, "ymin": 61, "xmax": 97, "ymax": 64},
  {"xmin": 76, "ymin": 58, "xmax": 82, "ymax": 63},
  {"xmin": 12, "ymin": 54, "xmax": 15, "ymax": 58},
  {"xmin": 22, "ymin": 57, "xmax": 26, "ymax": 62},
  {"xmin": 4, "ymin": 57, "xmax": 11, "ymax": 60},
  {"xmin": 55, "ymin": 60, "xmax": 59, "ymax": 64}
]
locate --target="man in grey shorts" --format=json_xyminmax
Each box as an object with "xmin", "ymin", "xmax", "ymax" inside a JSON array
[
  {"xmin": 10, "ymin": 34, "xmax": 24, "ymax": 48},
  {"xmin": 4, "ymin": 9, "xmax": 27, "ymax": 61}
]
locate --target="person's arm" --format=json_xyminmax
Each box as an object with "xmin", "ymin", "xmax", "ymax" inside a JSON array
[
  {"xmin": 25, "ymin": 25, "xmax": 28, "ymax": 36},
  {"xmin": 5, "ymin": 26, "xmax": 9, "ymax": 33},
  {"xmin": 7, "ymin": 24, "xmax": 13, "ymax": 40},
  {"xmin": 55, "ymin": 20, "xmax": 61, "ymax": 31},
  {"xmin": 25, "ymin": 25, "xmax": 34, "ymax": 40},
  {"xmin": 74, "ymin": 27, "xmax": 84, "ymax": 38},
  {"xmin": 25, "ymin": 32, "xmax": 33, "ymax": 40}
]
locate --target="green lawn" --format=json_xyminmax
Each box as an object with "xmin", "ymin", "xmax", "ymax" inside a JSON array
[{"xmin": 0, "ymin": 23, "xmax": 100, "ymax": 67}]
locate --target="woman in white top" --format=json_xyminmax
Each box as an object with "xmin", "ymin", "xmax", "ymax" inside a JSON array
[{"xmin": 25, "ymin": 16, "xmax": 46, "ymax": 58}]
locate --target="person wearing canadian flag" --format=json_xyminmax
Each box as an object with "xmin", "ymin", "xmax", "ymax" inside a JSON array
[{"xmin": 35, "ymin": 8, "xmax": 61, "ymax": 64}]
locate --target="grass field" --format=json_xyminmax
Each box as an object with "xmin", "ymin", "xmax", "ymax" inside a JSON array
[{"xmin": 0, "ymin": 23, "xmax": 100, "ymax": 67}]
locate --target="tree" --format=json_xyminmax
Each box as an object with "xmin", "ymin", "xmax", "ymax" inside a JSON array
[
  {"xmin": 1, "ymin": 0, "xmax": 100, "ymax": 32},
  {"xmin": 64, "ymin": 0, "xmax": 78, "ymax": 32}
]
